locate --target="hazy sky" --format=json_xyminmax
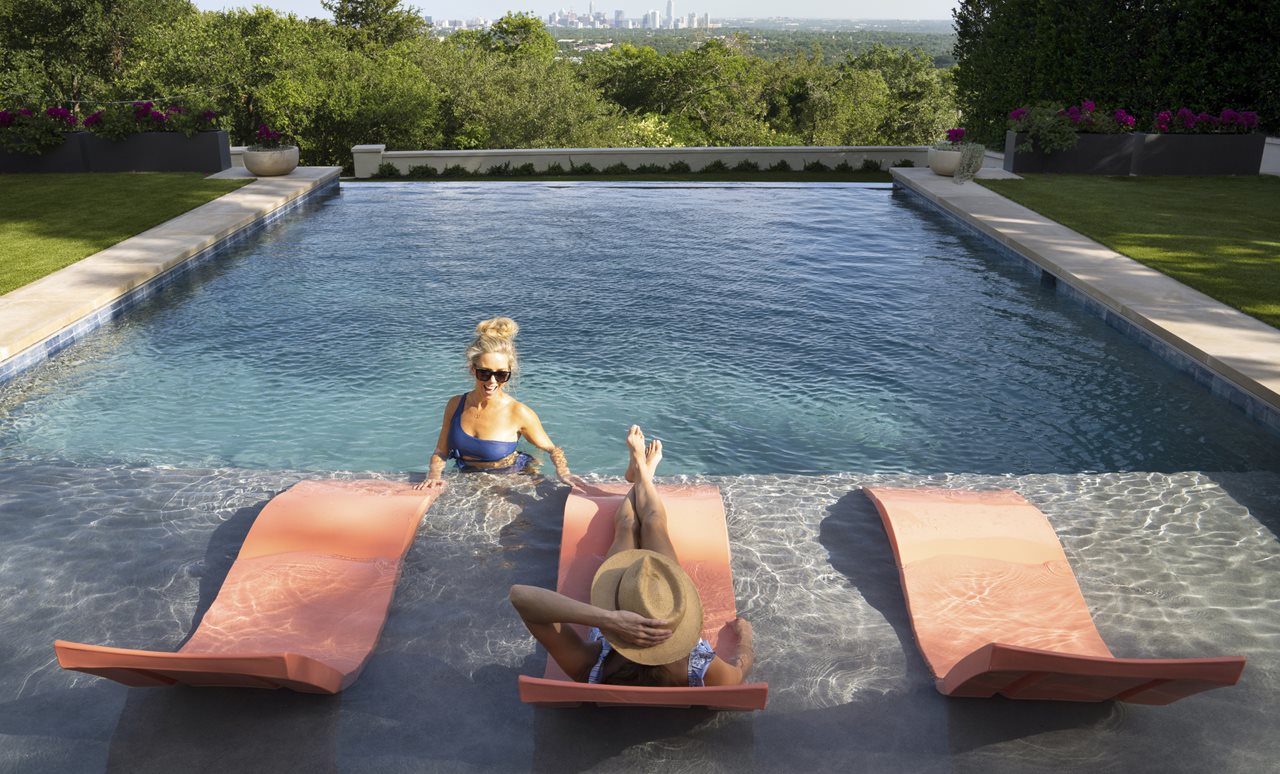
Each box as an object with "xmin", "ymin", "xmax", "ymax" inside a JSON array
[{"xmin": 191, "ymin": 0, "xmax": 960, "ymax": 22}]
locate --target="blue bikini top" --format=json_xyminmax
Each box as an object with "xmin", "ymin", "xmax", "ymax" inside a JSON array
[{"xmin": 447, "ymin": 394, "xmax": 519, "ymax": 462}]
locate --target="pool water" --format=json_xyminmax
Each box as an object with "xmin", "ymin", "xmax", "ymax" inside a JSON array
[{"xmin": 0, "ymin": 181, "xmax": 1277, "ymax": 475}]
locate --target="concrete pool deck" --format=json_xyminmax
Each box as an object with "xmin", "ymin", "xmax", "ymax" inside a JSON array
[
  {"xmin": 892, "ymin": 166, "xmax": 1280, "ymax": 431},
  {"xmin": 0, "ymin": 166, "xmax": 339, "ymax": 383}
]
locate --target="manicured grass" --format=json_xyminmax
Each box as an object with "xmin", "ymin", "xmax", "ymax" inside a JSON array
[
  {"xmin": 977, "ymin": 175, "xmax": 1280, "ymax": 328},
  {"xmin": 0, "ymin": 173, "xmax": 251, "ymax": 295},
  {"xmin": 362, "ymin": 169, "xmax": 896, "ymax": 183}
]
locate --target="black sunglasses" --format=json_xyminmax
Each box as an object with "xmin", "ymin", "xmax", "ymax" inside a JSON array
[{"xmin": 474, "ymin": 367, "xmax": 512, "ymax": 383}]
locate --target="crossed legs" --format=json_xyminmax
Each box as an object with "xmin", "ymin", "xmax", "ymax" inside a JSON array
[{"xmin": 605, "ymin": 426, "xmax": 676, "ymax": 563}]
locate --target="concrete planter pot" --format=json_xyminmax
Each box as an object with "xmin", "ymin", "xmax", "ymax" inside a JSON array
[
  {"xmin": 0, "ymin": 130, "xmax": 231, "ymax": 174},
  {"xmin": 1003, "ymin": 131, "xmax": 1135, "ymax": 175},
  {"xmin": 1129, "ymin": 132, "xmax": 1265, "ymax": 175},
  {"xmin": 242, "ymin": 146, "xmax": 299, "ymax": 176},
  {"xmin": 928, "ymin": 147, "xmax": 962, "ymax": 176}
]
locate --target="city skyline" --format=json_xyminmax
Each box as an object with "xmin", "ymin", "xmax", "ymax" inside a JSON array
[{"xmin": 191, "ymin": 0, "xmax": 960, "ymax": 23}]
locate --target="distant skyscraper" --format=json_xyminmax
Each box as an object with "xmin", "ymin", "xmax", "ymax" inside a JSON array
[
  {"xmin": 614, "ymin": 9, "xmax": 626, "ymax": 26},
  {"xmin": 687, "ymin": 11, "xmax": 696, "ymax": 28},
  {"xmin": 644, "ymin": 9, "xmax": 658, "ymax": 28},
  {"xmin": 664, "ymin": 0, "xmax": 674, "ymax": 28},
  {"xmin": 700, "ymin": 12, "xmax": 709, "ymax": 27}
]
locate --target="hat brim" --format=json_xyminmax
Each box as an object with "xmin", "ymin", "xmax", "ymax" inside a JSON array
[{"xmin": 590, "ymin": 549, "xmax": 704, "ymax": 666}]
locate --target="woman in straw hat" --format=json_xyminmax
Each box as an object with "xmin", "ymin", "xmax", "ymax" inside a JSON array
[{"xmin": 509, "ymin": 426, "xmax": 753, "ymax": 687}]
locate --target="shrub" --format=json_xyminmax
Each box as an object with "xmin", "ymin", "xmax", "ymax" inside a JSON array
[
  {"xmin": 406, "ymin": 164, "xmax": 438, "ymax": 179},
  {"xmin": 804, "ymin": 160, "xmax": 830, "ymax": 172},
  {"xmin": 544, "ymin": 162, "xmax": 567, "ymax": 175},
  {"xmin": 512, "ymin": 162, "xmax": 538, "ymax": 176},
  {"xmin": 701, "ymin": 159, "xmax": 729, "ymax": 173},
  {"xmin": 441, "ymin": 164, "xmax": 473, "ymax": 177},
  {"xmin": 634, "ymin": 163, "xmax": 664, "ymax": 174},
  {"xmin": 570, "ymin": 162, "xmax": 597, "ymax": 174},
  {"xmin": 667, "ymin": 160, "xmax": 691, "ymax": 173},
  {"xmin": 859, "ymin": 158, "xmax": 882, "ymax": 172},
  {"xmin": 1153, "ymin": 107, "xmax": 1259, "ymax": 134},
  {"xmin": 375, "ymin": 161, "xmax": 402, "ymax": 178},
  {"xmin": 893, "ymin": 159, "xmax": 916, "ymax": 167},
  {"xmin": 768, "ymin": 160, "xmax": 792, "ymax": 172},
  {"xmin": 732, "ymin": 159, "xmax": 760, "ymax": 172},
  {"xmin": 603, "ymin": 162, "xmax": 631, "ymax": 174},
  {"xmin": 0, "ymin": 107, "xmax": 67, "ymax": 155},
  {"xmin": 486, "ymin": 162, "xmax": 512, "ymax": 176},
  {"xmin": 833, "ymin": 160, "xmax": 854, "ymax": 172}
]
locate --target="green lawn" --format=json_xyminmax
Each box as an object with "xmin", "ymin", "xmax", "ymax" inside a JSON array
[
  {"xmin": 0, "ymin": 173, "xmax": 251, "ymax": 296},
  {"xmin": 977, "ymin": 175, "xmax": 1280, "ymax": 328}
]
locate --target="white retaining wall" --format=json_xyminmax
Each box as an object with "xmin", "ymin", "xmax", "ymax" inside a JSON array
[
  {"xmin": 1263, "ymin": 137, "xmax": 1280, "ymax": 176},
  {"xmin": 351, "ymin": 144, "xmax": 935, "ymax": 178}
]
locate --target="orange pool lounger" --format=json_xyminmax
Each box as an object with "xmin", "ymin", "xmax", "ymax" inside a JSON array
[
  {"xmin": 517, "ymin": 484, "xmax": 768, "ymax": 709},
  {"xmin": 864, "ymin": 486, "xmax": 1245, "ymax": 704},
  {"xmin": 54, "ymin": 479, "xmax": 442, "ymax": 694}
]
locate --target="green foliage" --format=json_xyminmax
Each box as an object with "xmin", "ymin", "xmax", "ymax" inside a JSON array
[
  {"xmin": 485, "ymin": 162, "xmax": 511, "ymax": 175},
  {"xmin": 406, "ymin": 164, "xmax": 437, "ymax": 178},
  {"xmin": 440, "ymin": 164, "xmax": 472, "ymax": 177},
  {"xmin": 602, "ymin": 162, "xmax": 630, "ymax": 174},
  {"xmin": 634, "ymin": 163, "xmax": 664, "ymax": 174},
  {"xmin": 894, "ymin": 158, "xmax": 915, "ymax": 167},
  {"xmin": 480, "ymin": 13, "xmax": 557, "ymax": 63},
  {"xmin": 858, "ymin": 159, "xmax": 882, "ymax": 172},
  {"xmin": 667, "ymin": 160, "xmax": 691, "ymax": 173},
  {"xmin": 844, "ymin": 44, "xmax": 957, "ymax": 145},
  {"xmin": 953, "ymin": 0, "xmax": 1280, "ymax": 144},
  {"xmin": 375, "ymin": 161, "xmax": 402, "ymax": 177},
  {"xmin": 701, "ymin": 159, "xmax": 729, "ymax": 172},
  {"xmin": 768, "ymin": 160, "xmax": 791, "ymax": 172},
  {"xmin": 323, "ymin": 0, "xmax": 427, "ymax": 48},
  {"xmin": 543, "ymin": 162, "xmax": 566, "ymax": 175},
  {"xmin": 561, "ymin": 27, "xmax": 957, "ymax": 65},
  {"xmin": 0, "ymin": 108, "xmax": 68, "ymax": 155},
  {"xmin": 570, "ymin": 162, "xmax": 596, "ymax": 174},
  {"xmin": 833, "ymin": 160, "xmax": 853, "ymax": 172},
  {"xmin": 803, "ymin": 160, "xmax": 829, "ymax": 172},
  {"xmin": 1007, "ymin": 103, "xmax": 1078, "ymax": 153},
  {"xmin": 953, "ymin": 142, "xmax": 987, "ymax": 182},
  {"xmin": 733, "ymin": 159, "xmax": 759, "ymax": 172}
]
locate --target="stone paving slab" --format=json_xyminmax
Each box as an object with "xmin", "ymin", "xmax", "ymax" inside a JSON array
[
  {"xmin": 0, "ymin": 167, "xmax": 339, "ymax": 364},
  {"xmin": 892, "ymin": 166, "xmax": 1280, "ymax": 414}
]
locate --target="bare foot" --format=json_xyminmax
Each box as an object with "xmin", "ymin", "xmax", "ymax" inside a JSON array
[
  {"xmin": 642, "ymin": 438, "xmax": 663, "ymax": 478},
  {"xmin": 624, "ymin": 425, "xmax": 645, "ymax": 481}
]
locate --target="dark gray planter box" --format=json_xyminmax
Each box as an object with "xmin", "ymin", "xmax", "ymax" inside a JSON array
[
  {"xmin": 1004, "ymin": 131, "xmax": 1136, "ymax": 174},
  {"xmin": 0, "ymin": 133, "xmax": 88, "ymax": 173},
  {"xmin": 1129, "ymin": 132, "xmax": 1265, "ymax": 175},
  {"xmin": 0, "ymin": 130, "xmax": 230, "ymax": 174},
  {"xmin": 82, "ymin": 130, "xmax": 231, "ymax": 173}
]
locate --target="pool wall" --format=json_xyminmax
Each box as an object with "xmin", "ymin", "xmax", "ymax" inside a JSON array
[
  {"xmin": 891, "ymin": 166, "xmax": 1280, "ymax": 436},
  {"xmin": 0, "ymin": 167, "xmax": 340, "ymax": 388}
]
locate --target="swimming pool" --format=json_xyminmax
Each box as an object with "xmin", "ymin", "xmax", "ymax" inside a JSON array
[
  {"xmin": 2, "ymin": 182, "xmax": 1278, "ymax": 773},
  {"xmin": 0, "ymin": 182, "xmax": 1276, "ymax": 475}
]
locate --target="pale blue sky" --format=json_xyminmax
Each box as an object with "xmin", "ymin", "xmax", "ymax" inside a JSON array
[{"xmin": 191, "ymin": 0, "xmax": 960, "ymax": 22}]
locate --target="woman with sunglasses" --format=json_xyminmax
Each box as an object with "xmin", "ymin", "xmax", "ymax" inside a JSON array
[{"xmin": 417, "ymin": 317, "xmax": 571, "ymax": 487}]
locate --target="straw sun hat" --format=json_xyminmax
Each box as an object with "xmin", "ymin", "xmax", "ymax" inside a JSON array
[{"xmin": 590, "ymin": 549, "xmax": 704, "ymax": 666}]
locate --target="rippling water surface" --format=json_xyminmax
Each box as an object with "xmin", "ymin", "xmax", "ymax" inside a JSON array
[{"xmin": 0, "ymin": 182, "xmax": 1277, "ymax": 474}]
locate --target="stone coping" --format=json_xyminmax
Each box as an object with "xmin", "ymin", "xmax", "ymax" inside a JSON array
[
  {"xmin": 0, "ymin": 166, "xmax": 340, "ymax": 380},
  {"xmin": 892, "ymin": 166, "xmax": 1280, "ymax": 427}
]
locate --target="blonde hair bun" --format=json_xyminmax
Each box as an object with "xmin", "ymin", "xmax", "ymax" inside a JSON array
[{"xmin": 475, "ymin": 317, "xmax": 519, "ymax": 341}]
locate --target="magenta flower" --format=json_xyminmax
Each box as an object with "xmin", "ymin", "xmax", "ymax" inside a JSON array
[
  {"xmin": 1008, "ymin": 107, "xmax": 1028, "ymax": 122},
  {"xmin": 1113, "ymin": 109, "xmax": 1136, "ymax": 128},
  {"xmin": 945, "ymin": 127, "xmax": 966, "ymax": 144},
  {"xmin": 149, "ymin": 110, "xmax": 167, "ymax": 122},
  {"xmin": 200, "ymin": 109, "xmax": 218, "ymax": 122},
  {"xmin": 83, "ymin": 110, "xmax": 104, "ymax": 128},
  {"xmin": 1240, "ymin": 111, "xmax": 1258, "ymax": 129},
  {"xmin": 0, "ymin": 110, "xmax": 13, "ymax": 128},
  {"xmin": 1081, "ymin": 99, "xmax": 1095, "ymax": 113},
  {"xmin": 17, "ymin": 108, "xmax": 33, "ymax": 117}
]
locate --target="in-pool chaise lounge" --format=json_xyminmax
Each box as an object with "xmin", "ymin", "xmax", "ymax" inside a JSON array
[
  {"xmin": 517, "ymin": 483, "xmax": 768, "ymax": 709},
  {"xmin": 864, "ymin": 486, "xmax": 1245, "ymax": 704},
  {"xmin": 54, "ymin": 479, "xmax": 442, "ymax": 694}
]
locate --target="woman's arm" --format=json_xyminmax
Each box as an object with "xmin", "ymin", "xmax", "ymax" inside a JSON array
[
  {"xmin": 515, "ymin": 404, "xmax": 572, "ymax": 480},
  {"xmin": 509, "ymin": 585, "xmax": 671, "ymax": 682},
  {"xmin": 415, "ymin": 397, "xmax": 456, "ymax": 490}
]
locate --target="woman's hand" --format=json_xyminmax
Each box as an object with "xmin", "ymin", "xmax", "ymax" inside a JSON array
[
  {"xmin": 732, "ymin": 617, "xmax": 754, "ymax": 676},
  {"xmin": 413, "ymin": 478, "xmax": 446, "ymax": 491},
  {"xmin": 600, "ymin": 609, "xmax": 672, "ymax": 649}
]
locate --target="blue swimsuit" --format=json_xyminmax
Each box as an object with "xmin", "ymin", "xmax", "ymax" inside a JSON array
[
  {"xmin": 585, "ymin": 627, "xmax": 716, "ymax": 687},
  {"xmin": 447, "ymin": 394, "xmax": 532, "ymax": 472}
]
